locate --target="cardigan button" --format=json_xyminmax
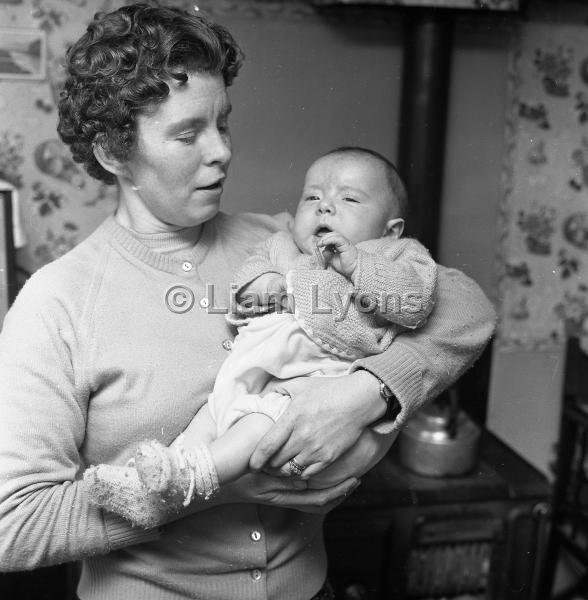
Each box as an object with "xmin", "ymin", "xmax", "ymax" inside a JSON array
[
  {"xmin": 251, "ymin": 568, "xmax": 262, "ymax": 581},
  {"xmin": 199, "ymin": 297, "xmax": 209, "ymax": 309},
  {"xmin": 222, "ymin": 339, "xmax": 233, "ymax": 352},
  {"xmin": 250, "ymin": 530, "xmax": 261, "ymax": 542},
  {"xmin": 182, "ymin": 261, "xmax": 193, "ymax": 272}
]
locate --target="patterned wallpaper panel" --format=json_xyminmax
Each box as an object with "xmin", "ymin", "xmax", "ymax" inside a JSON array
[
  {"xmin": 0, "ymin": 0, "xmax": 127, "ymax": 274},
  {"xmin": 3, "ymin": 0, "xmax": 586, "ymax": 354},
  {"xmin": 0, "ymin": 0, "xmax": 396, "ymax": 275},
  {"xmin": 498, "ymin": 23, "xmax": 588, "ymax": 352}
]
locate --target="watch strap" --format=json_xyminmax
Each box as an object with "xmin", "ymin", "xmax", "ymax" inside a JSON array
[
  {"xmin": 378, "ymin": 380, "xmax": 401, "ymax": 423},
  {"xmin": 358, "ymin": 368, "xmax": 401, "ymax": 425}
]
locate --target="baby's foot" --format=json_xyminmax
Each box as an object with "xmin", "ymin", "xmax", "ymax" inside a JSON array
[
  {"xmin": 135, "ymin": 437, "xmax": 219, "ymax": 507},
  {"xmin": 135, "ymin": 440, "xmax": 175, "ymax": 493},
  {"xmin": 84, "ymin": 463, "xmax": 178, "ymax": 529}
]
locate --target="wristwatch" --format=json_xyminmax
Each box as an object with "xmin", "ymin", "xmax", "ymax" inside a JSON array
[
  {"xmin": 377, "ymin": 380, "xmax": 401, "ymax": 424},
  {"xmin": 360, "ymin": 369, "xmax": 401, "ymax": 425}
]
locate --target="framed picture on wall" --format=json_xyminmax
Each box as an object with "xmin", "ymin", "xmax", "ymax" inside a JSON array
[
  {"xmin": 0, "ymin": 27, "xmax": 46, "ymax": 80},
  {"xmin": 314, "ymin": 0, "xmax": 521, "ymax": 10},
  {"xmin": 0, "ymin": 187, "xmax": 16, "ymax": 326}
]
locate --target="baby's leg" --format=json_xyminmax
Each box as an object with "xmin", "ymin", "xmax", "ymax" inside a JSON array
[
  {"xmin": 172, "ymin": 402, "xmax": 216, "ymax": 448},
  {"xmin": 136, "ymin": 405, "xmax": 276, "ymax": 500},
  {"xmin": 170, "ymin": 404, "xmax": 275, "ymax": 488},
  {"xmin": 86, "ymin": 409, "xmax": 274, "ymax": 526},
  {"xmin": 91, "ymin": 390, "xmax": 286, "ymax": 523},
  {"xmin": 209, "ymin": 412, "xmax": 274, "ymax": 482},
  {"xmin": 134, "ymin": 403, "xmax": 216, "ymax": 494},
  {"xmin": 306, "ymin": 429, "xmax": 399, "ymax": 490}
]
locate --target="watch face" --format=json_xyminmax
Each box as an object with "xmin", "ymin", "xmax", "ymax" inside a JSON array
[
  {"xmin": 379, "ymin": 382, "xmax": 401, "ymax": 421},
  {"xmin": 380, "ymin": 382, "xmax": 394, "ymax": 400}
]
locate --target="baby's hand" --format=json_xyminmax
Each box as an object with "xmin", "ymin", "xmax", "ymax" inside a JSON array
[
  {"xmin": 238, "ymin": 273, "xmax": 289, "ymax": 313},
  {"xmin": 316, "ymin": 232, "xmax": 358, "ymax": 279}
]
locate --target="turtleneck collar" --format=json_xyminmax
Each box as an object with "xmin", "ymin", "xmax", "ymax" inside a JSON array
[
  {"xmin": 128, "ymin": 226, "xmax": 202, "ymax": 255},
  {"xmin": 101, "ymin": 215, "xmax": 216, "ymax": 275}
]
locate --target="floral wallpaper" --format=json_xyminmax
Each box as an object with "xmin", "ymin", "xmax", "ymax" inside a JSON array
[
  {"xmin": 0, "ymin": 0, "xmax": 329, "ymax": 275},
  {"xmin": 314, "ymin": 0, "xmax": 519, "ymax": 10},
  {"xmin": 0, "ymin": 0, "xmax": 126, "ymax": 274},
  {"xmin": 498, "ymin": 23, "xmax": 588, "ymax": 353}
]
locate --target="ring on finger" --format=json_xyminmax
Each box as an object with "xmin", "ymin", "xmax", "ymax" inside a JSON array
[{"xmin": 289, "ymin": 458, "xmax": 306, "ymax": 477}]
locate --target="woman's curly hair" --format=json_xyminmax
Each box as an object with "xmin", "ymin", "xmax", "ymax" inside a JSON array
[{"xmin": 57, "ymin": 3, "xmax": 244, "ymax": 184}]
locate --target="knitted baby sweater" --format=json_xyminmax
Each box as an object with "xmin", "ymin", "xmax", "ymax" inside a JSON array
[
  {"xmin": 234, "ymin": 230, "xmax": 437, "ymax": 359},
  {"xmin": 0, "ymin": 210, "xmax": 496, "ymax": 600}
]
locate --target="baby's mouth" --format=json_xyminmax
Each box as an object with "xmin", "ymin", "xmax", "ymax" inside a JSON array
[{"xmin": 314, "ymin": 225, "xmax": 332, "ymax": 237}]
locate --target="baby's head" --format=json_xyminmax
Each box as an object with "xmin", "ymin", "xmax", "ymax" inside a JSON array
[{"xmin": 292, "ymin": 147, "xmax": 407, "ymax": 255}]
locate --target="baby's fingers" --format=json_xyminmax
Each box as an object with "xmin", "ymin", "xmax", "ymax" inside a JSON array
[{"xmin": 317, "ymin": 232, "xmax": 350, "ymax": 250}]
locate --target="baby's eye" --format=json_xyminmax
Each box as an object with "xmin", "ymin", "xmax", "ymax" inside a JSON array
[
  {"xmin": 304, "ymin": 195, "xmax": 320, "ymax": 202},
  {"xmin": 343, "ymin": 197, "xmax": 359, "ymax": 203}
]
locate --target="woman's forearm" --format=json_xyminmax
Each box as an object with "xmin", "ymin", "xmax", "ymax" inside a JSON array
[
  {"xmin": 0, "ymin": 279, "xmax": 162, "ymax": 569},
  {"xmin": 353, "ymin": 265, "xmax": 496, "ymax": 431},
  {"xmin": 0, "ymin": 476, "xmax": 160, "ymax": 571}
]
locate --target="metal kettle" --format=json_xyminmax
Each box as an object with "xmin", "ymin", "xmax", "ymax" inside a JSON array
[{"xmin": 398, "ymin": 390, "xmax": 481, "ymax": 477}]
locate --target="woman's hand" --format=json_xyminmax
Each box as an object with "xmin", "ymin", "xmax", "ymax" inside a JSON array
[
  {"xmin": 249, "ymin": 370, "xmax": 386, "ymax": 479},
  {"xmin": 84, "ymin": 462, "xmax": 359, "ymax": 530},
  {"xmin": 222, "ymin": 471, "xmax": 360, "ymax": 514}
]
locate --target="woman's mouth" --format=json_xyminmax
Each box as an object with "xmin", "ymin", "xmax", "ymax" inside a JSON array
[{"xmin": 197, "ymin": 179, "xmax": 224, "ymax": 191}]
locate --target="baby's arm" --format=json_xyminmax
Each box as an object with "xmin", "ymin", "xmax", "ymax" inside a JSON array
[
  {"xmin": 232, "ymin": 233, "xmax": 291, "ymax": 314},
  {"xmin": 352, "ymin": 237, "xmax": 437, "ymax": 329},
  {"xmin": 315, "ymin": 233, "xmax": 437, "ymax": 329},
  {"xmin": 237, "ymin": 273, "xmax": 288, "ymax": 314}
]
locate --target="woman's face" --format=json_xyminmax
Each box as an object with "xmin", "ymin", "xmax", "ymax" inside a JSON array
[{"xmin": 117, "ymin": 72, "xmax": 232, "ymax": 232}]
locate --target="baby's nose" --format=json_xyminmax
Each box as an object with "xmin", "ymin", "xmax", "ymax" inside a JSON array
[{"xmin": 317, "ymin": 200, "xmax": 335, "ymax": 214}]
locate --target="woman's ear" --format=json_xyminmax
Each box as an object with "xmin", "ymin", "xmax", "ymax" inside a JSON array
[
  {"xmin": 384, "ymin": 218, "xmax": 404, "ymax": 239},
  {"xmin": 93, "ymin": 142, "xmax": 128, "ymax": 180}
]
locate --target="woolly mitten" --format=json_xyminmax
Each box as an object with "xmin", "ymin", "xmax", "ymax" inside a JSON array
[
  {"xmin": 83, "ymin": 463, "xmax": 177, "ymax": 529},
  {"xmin": 135, "ymin": 437, "xmax": 219, "ymax": 509}
]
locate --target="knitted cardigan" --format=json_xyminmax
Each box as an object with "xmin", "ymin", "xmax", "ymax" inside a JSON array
[
  {"xmin": 0, "ymin": 211, "xmax": 496, "ymax": 600},
  {"xmin": 233, "ymin": 230, "xmax": 438, "ymax": 359}
]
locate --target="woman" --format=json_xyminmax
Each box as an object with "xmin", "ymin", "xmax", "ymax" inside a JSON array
[{"xmin": 0, "ymin": 4, "xmax": 495, "ymax": 600}]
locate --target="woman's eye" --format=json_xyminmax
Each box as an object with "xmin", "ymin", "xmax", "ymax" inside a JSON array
[
  {"xmin": 343, "ymin": 197, "xmax": 359, "ymax": 203},
  {"xmin": 305, "ymin": 195, "xmax": 320, "ymax": 202},
  {"xmin": 177, "ymin": 134, "xmax": 196, "ymax": 145}
]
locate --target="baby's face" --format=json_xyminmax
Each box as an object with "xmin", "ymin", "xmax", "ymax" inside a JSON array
[{"xmin": 292, "ymin": 153, "xmax": 397, "ymax": 255}]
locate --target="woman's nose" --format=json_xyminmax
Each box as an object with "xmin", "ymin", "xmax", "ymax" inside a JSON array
[
  {"xmin": 317, "ymin": 199, "xmax": 335, "ymax": 214},
  {"xmin": 204, "ymin": 130, "xmax": 232, "ymax": 166}
]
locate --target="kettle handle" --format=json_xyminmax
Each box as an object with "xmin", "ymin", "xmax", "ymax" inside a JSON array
[{"xmin": 446, "ymin": 387, "xmax": 460, "ymax": 439}]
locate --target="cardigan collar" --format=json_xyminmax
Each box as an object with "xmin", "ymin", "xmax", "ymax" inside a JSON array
[{"xmin": 101, "ymin": 214, "xmax": 217, "ymax": 275}]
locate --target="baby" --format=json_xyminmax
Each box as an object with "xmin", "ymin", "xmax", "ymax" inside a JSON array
[{"xmin": 86, "ymin": 146, "xmax": 437, "ymax": 521}]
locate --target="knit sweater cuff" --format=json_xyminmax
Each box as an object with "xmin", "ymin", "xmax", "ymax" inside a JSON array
[
  {"xmin": 353, "ymin": 246, "xmax": 436, "ymax": 328},
  {"xmin": 104, "ymin": 512, "xmax": 161, "ymax": 550},
  {"xmin": 351, "ymin": 340, "xmax": 423, "ymax": 434},
  {"xmin": 234, "ymin": 260, "xmax": 283, "ymax": 296}
]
